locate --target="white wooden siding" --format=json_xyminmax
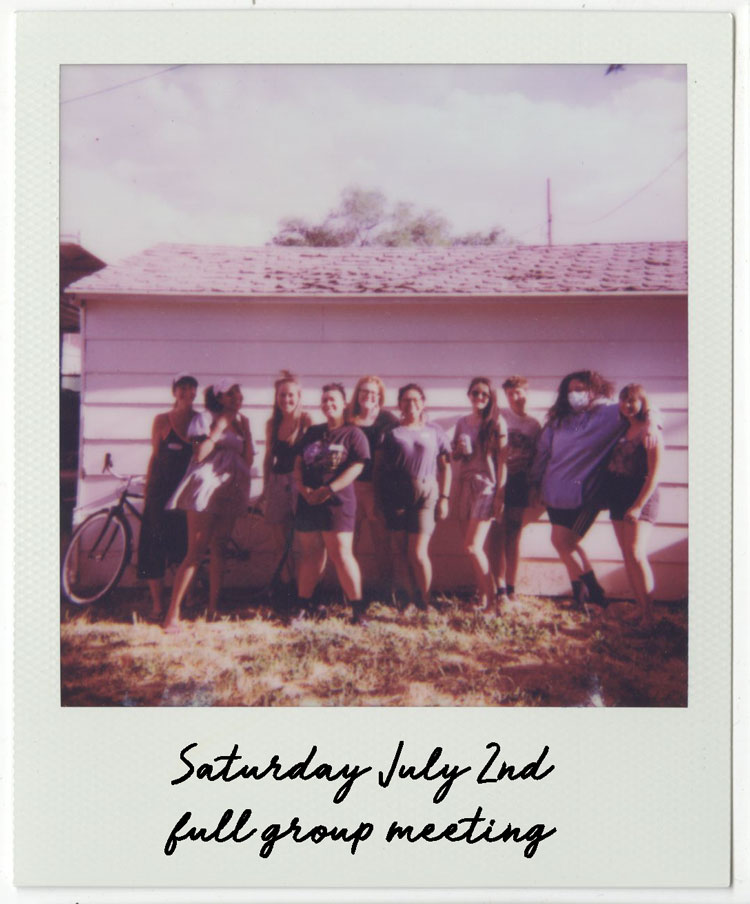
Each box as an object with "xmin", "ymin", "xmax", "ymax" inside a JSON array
[{"xmin": 76, "ymin": 294, "xmax": 688, "ymax": 600}]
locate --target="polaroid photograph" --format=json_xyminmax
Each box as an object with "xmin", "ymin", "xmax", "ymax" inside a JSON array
[{"xmin": 12, "ymin": 7, "xmax": 738, "ymax": 899}]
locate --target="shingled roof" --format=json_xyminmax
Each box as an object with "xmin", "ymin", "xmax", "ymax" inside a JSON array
[{"xmin": 67, "ymin": 241, "xmax": 687, "ymax": 298}]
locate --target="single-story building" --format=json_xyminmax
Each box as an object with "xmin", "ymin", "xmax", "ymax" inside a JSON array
[
  {"xmin": 60, "ymin": 239, "xmax": 107, "ymax": 529},
  {"xmin": 65, "ymin": 241, "xmax": 688, "ymax": 599}
]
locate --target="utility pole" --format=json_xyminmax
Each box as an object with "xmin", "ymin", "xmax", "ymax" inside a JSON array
[{"xmin": 546, "ymin": 178, "xmax": 552, "ymax": 246}]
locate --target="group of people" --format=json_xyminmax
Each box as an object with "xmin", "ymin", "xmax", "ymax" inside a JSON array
[{"xmin": 137, "ymin": 369, "xmax": 662, "ymax": 634}]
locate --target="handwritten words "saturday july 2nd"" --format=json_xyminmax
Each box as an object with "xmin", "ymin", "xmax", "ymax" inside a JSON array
[{"xmin": 164, "ymin": 741, "xmax": 557, "ymax": 860}]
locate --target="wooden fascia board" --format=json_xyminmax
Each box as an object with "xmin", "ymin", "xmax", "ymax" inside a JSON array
[{"xmin": 69, "ymin": 291, "xmax": 687, "ymax": 307}]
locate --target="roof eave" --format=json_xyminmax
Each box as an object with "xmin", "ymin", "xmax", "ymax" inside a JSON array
[{"xmin": 69, "ymin": 289, "xmax": 688, "ymax": 304}]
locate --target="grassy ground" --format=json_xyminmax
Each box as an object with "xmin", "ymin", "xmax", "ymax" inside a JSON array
[{"xmin": 60, "ymin": 591, "xmax": 687, "ymax": 707}]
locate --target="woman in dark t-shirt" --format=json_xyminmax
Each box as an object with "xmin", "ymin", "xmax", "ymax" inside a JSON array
[
  {"xmin": 378, "ymin": 383, "xmax": 451, "ymax": 610},
  {"xmin": 293, "ymin": 383, "xmax": 371, "ymax": 623},
  {"xmin": 346, "ymin": 375, "xmax": 399, "ymax": 602}
]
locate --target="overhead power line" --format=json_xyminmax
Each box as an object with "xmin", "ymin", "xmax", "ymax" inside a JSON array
[
  {"xmin": 562, "ymin": 148, "xmax": 687, "ymax": 227},
  {"xmin": 61, "ymin": 65, "xmax": 186, "ymax": 104}
]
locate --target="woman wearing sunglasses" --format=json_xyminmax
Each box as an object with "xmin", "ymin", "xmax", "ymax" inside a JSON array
[{"xmin": 452, "ymin": 377, "xmax": 507, "ymax": 611}]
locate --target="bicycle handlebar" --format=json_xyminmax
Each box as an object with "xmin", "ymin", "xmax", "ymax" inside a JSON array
[{"xmin": 102, "ymin": 453, "xmax": 143, "ymax": 486}]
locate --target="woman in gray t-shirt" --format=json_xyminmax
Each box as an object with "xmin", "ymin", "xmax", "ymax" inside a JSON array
[
  {"xmin": 378, "ymin": 383, "xmax": 451, "ymax": 610},
  {"xmin": 451, "ymin": 377, "xmax": 507, "ymax": 611}
]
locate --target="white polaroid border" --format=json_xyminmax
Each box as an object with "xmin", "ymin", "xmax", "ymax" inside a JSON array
[{"xmin": 9, "ymin": 5, "xmax": 742, "ymax": 902}]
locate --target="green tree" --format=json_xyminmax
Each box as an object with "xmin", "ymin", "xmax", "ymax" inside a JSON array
[{"xmin": 270, "ymin": 186, "xmax": 515, "ymax": 248}]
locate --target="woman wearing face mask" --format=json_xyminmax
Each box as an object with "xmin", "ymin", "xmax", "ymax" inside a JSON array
[
  {"xmin": 379, "ymin": 383, "xmax": 452, "ymax": 611},
  {"xmin": 137, "ymin": 374, "xmax": 205, "ymax": 621},
  {"xmin": 162, "ymin": 378, "xmax": 255, "ymax": 631},
  {"xmin": 293, "ymin": 383, "xmax": 371, "ymax": 623},
  {"xmin": 262, "ymin": 371, "xmax": 312, "ymax": 592},
  {"xmin": 452, "ymin": 377, "xmax": 507, "ymax": 611},
  {"xmin": 529, "ymin": 370, "xmax": 658, "ymax": 609},
  {"xmin": 603, "ymin": 384, "xmax": 663, "ymax": 630},
  {"xmin": 346, "ymin": 375, "xmax": 399, "ymax": 602}
]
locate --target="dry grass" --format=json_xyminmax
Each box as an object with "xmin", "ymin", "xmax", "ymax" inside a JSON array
[{"xmin": 60, "ymin": 591, "xmax": 687, "ymax": 708}]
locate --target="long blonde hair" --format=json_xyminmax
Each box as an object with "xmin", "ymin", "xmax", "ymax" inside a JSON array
[
  {"xmin": 269, "ymin": 370, "xmax": 310, "ymax": 444},
  {"xmin": 347, "ymin": 375, "xmax": 386, "ymax": 421}
]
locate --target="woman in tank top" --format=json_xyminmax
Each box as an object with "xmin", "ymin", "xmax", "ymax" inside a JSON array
[
  {"xmin": 346, "ymin": 375, "xmax": 399, "ymax": 603},
  {"xmin": 603, "ymin": 384, "xmax": 663, "ymax": 630},
  {"xmin": 261, "ymin": 371, "xmax": 311, "ymax": 592},
  {"xmin": 137, "ymin": 373, "xmax": 204, "ymax": 621},
  {"xmin": 163, "ymin": 379, "xmax": 255, "ymax": 631},
  {"xmin": 452, "ymin": 377, "xmax": 507, "ymax": 612}
]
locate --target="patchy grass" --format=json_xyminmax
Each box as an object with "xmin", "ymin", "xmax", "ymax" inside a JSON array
[{"xmin": 60, "ymin": 592, "xmax": 687, "ymax": 707}]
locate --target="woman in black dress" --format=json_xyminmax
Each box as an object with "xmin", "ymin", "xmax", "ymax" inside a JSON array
[
  {"xmin": 137, "ymin": 374, "xmax": 204, "ymax": 620},
  {"xmin": 261, "ymin": 371, "xmax": 311, "ymax": 590}
]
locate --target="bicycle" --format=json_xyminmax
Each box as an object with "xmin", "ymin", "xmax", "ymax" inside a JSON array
[
  {"xmin": 61, "ymin": 453, "xmax": 146, "ymax": 605},
  {"xmin": 61, "ymin": 454, "xmax": 292, "ymax": 608}
]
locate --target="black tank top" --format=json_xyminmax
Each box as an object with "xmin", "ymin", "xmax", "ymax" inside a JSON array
[
  {"xmin": 147, "ymin": 426, "xmax": 194, "ymax": 503},
  {"xmin": 271, "ymin": 437, "xmax": 298, "ymax": 475}
]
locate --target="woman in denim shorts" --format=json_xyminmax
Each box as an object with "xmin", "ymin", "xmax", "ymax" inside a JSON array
[{"xmin": 452, "ymin": 377, "xmax": 507, "ymax": 612}]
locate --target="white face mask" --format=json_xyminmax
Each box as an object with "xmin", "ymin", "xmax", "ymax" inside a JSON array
[{"xmin": 568, "ymin": 390, "xmax": 590, "ymax": 412}]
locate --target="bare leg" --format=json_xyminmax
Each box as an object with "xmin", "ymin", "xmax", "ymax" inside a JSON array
[
  {"xmin": 550, "ymin": 524, "xmax": 585, "ymax": 582},
  {"xmin": 147, "ymin": 578, "xmax": 164, "ymax": 620},
  {"xmin": 296, "ymin": 532, "xmax": 327, "ymax": 599},
  {"xmin": 503, "ymin": 508, "xmax": 525, "ymax": 593},
  {"xmin": 463, "ymin": 518, "xmax": 494, "ymax": 607},
  {"xmin": 617, "ymin": 520, "xmax": 655, "ymax": 627},
  {"xmin": 389, "ymin": 530, "xmax": 411, "ymax": 603},
  {"xmin": 207, "ymin": 514, "xmax": 236, "ymax": 619},
  {"xmin": 407, "ymin": 532, "xmax": 433, "ymax": 607},
  {"xmin": 612, "ymin": 521, "xmax": 640, "ymax": 603},
  {"xmin": 486, "ymin": 520, "xmax": 505, "ymax": 594},
  {"xmin": 163, "ymin": 511, "xmax": 213, "ymax": 631},
  {"xmin": 322, "ymin": 531, "xmax": 362, "ymax": 602}
]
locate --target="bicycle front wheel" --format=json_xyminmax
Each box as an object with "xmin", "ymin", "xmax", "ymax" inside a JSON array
[{"xmin": 62, "ymin": 509, "xmax": 131, "ymax": 605}]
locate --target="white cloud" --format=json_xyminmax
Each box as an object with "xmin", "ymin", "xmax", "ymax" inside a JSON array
[{"xmin": 60, "ymin": 64, "xmax": 687, "ymax": 256}]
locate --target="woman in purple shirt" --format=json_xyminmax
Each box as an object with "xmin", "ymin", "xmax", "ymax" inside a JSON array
[
  {"xmin": 530, "ymin": 370, "xmax": 657, "ymax": 609},
  {"xmin": 378, "ymin": 383, "xmax": 451, "ymax": 610}
]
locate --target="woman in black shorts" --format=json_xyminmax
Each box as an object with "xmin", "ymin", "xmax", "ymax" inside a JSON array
[
  {"xmin": 604, "ymin": 384, "xmax": 663, "ymax": 629},
  {"xmin": 137, "ymin": 374, "xmax": 204, "ymax": 620},
  {"xmin": 529, "ymin": 370, "xmax": 659, "ymax": 609},
  {"xmin": 293, "ymin": 383, "xmax": 370, "ymax": 622},
  {"xmin": 378, "ymin": 383, "xmax": 451, "ymax": 610}
]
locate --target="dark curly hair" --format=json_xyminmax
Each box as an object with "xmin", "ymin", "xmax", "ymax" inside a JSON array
[{"xmin": 546, "ymin": 370, "xmax": 614, "ymax": 425}]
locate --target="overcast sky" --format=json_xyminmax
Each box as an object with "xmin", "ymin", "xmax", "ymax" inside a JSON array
[{"xmin": 60, "ymin": 64, "xmax": 687, "ymax": 263}]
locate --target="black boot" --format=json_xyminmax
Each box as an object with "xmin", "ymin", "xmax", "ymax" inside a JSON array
[
  {"xmin": 571, "ymin": 580, "xmax": 585, "ymax": 610},
  {"xmin": 296, "ymin": 596, "xmax": 315, "ymax": 619},
  {"xmin": 581, "ymin": 570, "xmax": 607, "ymax": 607},
  {"xmin": 350, "ymin": 599, "xmax": 368, "ymax": 625}
]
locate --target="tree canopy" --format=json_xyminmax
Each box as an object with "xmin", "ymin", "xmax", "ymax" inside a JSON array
[{"xmin": 270, "ymin": 187, "xmax": 515, "ymax": 248}]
